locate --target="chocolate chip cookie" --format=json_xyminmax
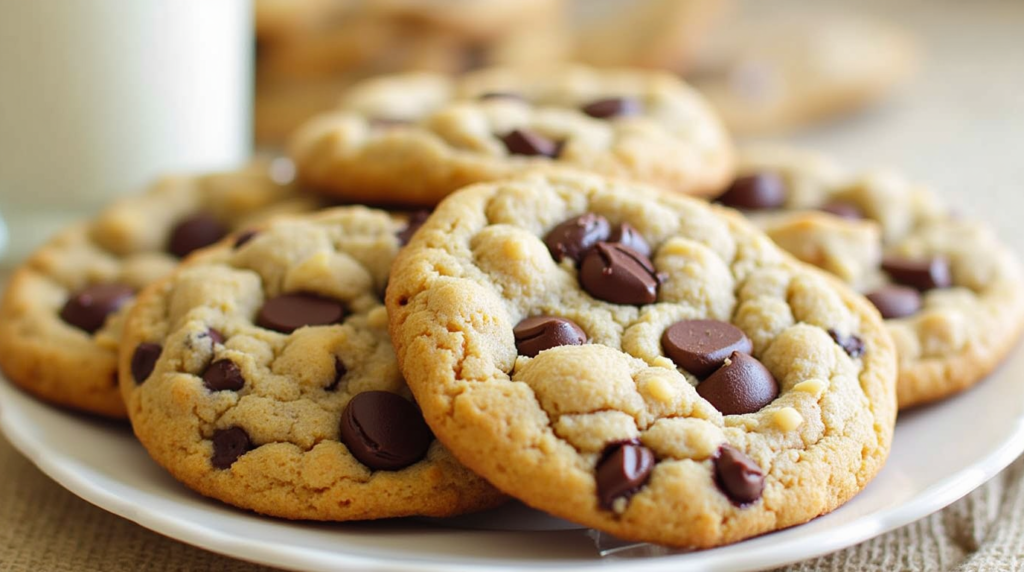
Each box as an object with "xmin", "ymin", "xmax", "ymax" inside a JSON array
[
  {"xmin": 725, "ymin": 146, "xmax": 1024, "ymax": 408},
  {"xmin": 288, "ymin": 65, "xmax": 734, "ymax": 207},
  {"xmin": 118, "ymin": 207, "xmax": 504, "ymax": 520},
  {"xmin": 0, "ymin": 162, "xmax": 319, "ymax": 417},
  {"xmin": 386, "ymin": 170, "xmax": 897, "ymax": 547}
]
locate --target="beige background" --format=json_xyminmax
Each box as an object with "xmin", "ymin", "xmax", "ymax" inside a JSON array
[{"xmin": 2, "ymin": 1, "xmax": 1024, "ymax": 570}]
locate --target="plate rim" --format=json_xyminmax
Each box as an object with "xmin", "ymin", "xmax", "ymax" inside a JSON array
[{"xmin": 2, "ymin": 376, "xmax": 1023, "ymax": 572}]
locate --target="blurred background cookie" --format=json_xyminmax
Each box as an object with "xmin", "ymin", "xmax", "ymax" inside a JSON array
[
  {"xmin": 254, "ymin": 0, "xmax": 571, "ymax": 145},
  {"xmin": 688, "ymin": 10, "xmax": 919, "ymax": 135}
]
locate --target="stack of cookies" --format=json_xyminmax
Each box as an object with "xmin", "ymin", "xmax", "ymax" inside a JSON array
[{"xmin": 1, "ymin": 63, "xmax": 1020, "ymax": 550}]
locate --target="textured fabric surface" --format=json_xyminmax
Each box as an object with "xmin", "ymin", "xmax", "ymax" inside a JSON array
[{"xmin": 2, "ymin": 0, "xmax": 1023, "ymax": 570}]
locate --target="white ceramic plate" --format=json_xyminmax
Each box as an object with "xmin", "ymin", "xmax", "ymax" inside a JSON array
[{"xmin": 3, "ymin": 347, "xmax": 1024, "ymax": 572}]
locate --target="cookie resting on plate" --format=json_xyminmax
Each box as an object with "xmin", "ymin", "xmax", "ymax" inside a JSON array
[
  {"xmin": 0, "ymin": 163, "xmax": 318, "ymax": 418},
  {"xmin": 288, "ymin": 65, "xmax": 734, "ymax": 207},
  {"xmin": 720, "ymin": 146, "xmax": 1024, "ymax": 408},
  {"xmin": 386, "ymin": 170, "xmax": 897, "ymax": 548},
  {"xmin": 118, "ymin": 207, "xmax": 504, "ymax": 520}
]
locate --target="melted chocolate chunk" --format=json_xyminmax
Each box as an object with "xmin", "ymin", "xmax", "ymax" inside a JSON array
[
  {"xmin": 207, "ymin": 328, "xmax": 226, "ymax": 345},
  {"xmin": 168, "ymin": 213, "xmax": 227, "ymax": 258},
  {"xmin": 881, "ymin": 256, "xmax": 952, "ymax": 291},
  {"xmin": 202, "ymin": 359, "xmax": 245, "ymax": 392},
  {"xmin": 596, "ymin": 441, "xmax": 655, "ymax": 509},
  {"xmin": 339, "ymin": 391, "xmax": 433, "ymax": 471},
  {"xmin": 866, "ymin": 285, "xmax": 922, "ymax": 319},
  {"xmin": 581, "ymin": 97, "xmax": 642, "ymax": 119},
  {"xmin": 579, "ymin": 242, "xmax": 663, "ymax": 305},
  {"xmin": 233, "ymin": 230, "xmax": 259, "ymax": 249},
  {"xmin": 257, "ymin": 293, "xmax": 345, "ymax": 333},
  {"xmin": 513, "ymin": 316, "xmax": 587, "ymax": 357},
  {"xmin": 716, "ymin": 173, "xmax": 786, "ymax": 211},
  {"xmin": 130, "ymin": 343, "xmax": 162, "ymax": 385},
  {"xmin": 608, "ymin": 223, "xmax": 651, "ymax": 257},
  {"xmin": 544, "ymin": 213, "xmax": 611, "ymax": 264},
  {"xmin": 60, "ymin": 283, "xmax": 134, "ymax": 334},
  {"xmin": 326, "ymin": 356, "xmax": 347, "ymax": 391},
  {"xmin": 697, "ymin": 352, "xmax": 779, "ymax": 415},
  {"xmin": 211, "ymin": 426, "xmax": 252, "ymax": 469},
  {"xmin": 828, "ymin": 329, "xmax": 865, "ymax": 358},
  {"xmin": 662, "ymin": 320, "xmax": 753, "ymax": 379},
  {"xmin": 714, "ymin": 444, "xmax": 764, "ymax": 505},
  {"xmin": 500, "ymin": 129, "xmax": 562, "ymax": 158}
]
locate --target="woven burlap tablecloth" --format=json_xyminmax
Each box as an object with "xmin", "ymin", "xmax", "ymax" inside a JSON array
[{"xmin": 2, "ymin": 1, "xmax": 1023, "ymax": 570}]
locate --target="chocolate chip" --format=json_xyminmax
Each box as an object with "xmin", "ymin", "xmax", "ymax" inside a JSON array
[
  {"xmin": 544, "ymin": 213, "xmax": 611, "ymax": 264},
  {"xmin": 881, "ymin": 256, "xmax": 952, "ymax": 291},
  {"xmin": 59, "ymin": 283, "xmax": 134, "ymax": 334},
  {"xmin": 130, "ymin": 343, "xmax": 162, "ymax": 385},
  {"xmin": 697, "ymin": 351, "xmax": 779, "ymax": 415},
  {"xmin": 397, "ymin": 210, "xmax": 431, "ymax": 246},
  {"xmin": 233, "ymin": 230, "xmax": 258, "ymax": 249},
  {"xmin": 828, "ymin": 329, "xmax": 865, "ymax": 358},
  {"xmin": 714, "ymin": 444, "xmax": 764, "ymax": 505},
  {"xmin": 608, "ymin": 223, "xmax": 651, "ymax": 257},
  {"xmin": 866, "ymin": 285, "xmax": 921, "ymax": 319},
  {"xmin": 202, "ymin": 360, "xmax": 245, "ymax": 392},
  {"xmin": 581, "ymin": 97, "xmax": 642, "ymax": 119},
  {"xmin": 716, "ymin": 173, "xmax": 786, "ymax": 210},
  {"xmin": 257, "ymin": 293, "xmax": 345, "ymax": 333},
  {"xmin": 339, "ymin": 391, "xmax": 433, "ymax": 471},
  {"xmin": 211, "ymin": 426, "xmax": 252, "ymax": 469},
  {"xmin": 819, "ymin": 201, "xmax": 864, "ymax": 220},
  {"xmin": 580, "ymin": 242, "xmax": 663, "ymax": 305},
  {"xmin": 513, "ymin": 316, "xmax": 587, "ymax": 357},
  {"xmin": 326, "ymin": 356, "xmax": 347, "ymax": 391},
  {"xmin": 596, "ymin": 441, "xmax": 655, "ymax": 509},
  {"xmin": 480, "ymin": 92, "xmax": 524, "ymax": 102},
  {"xmin": 207, "ymin": 328, "xmax": 226, "ymax": 345},
  {"xmin": 168, "ymin": 213, "xmax": 227, "ymax": 258},
  {"xmin": 661, "ymin": 320, "xmax": 753, "ymax": 379},
  {"xmin": 500, "ymin": 129, "xmax": 562, "ymax": 158}
]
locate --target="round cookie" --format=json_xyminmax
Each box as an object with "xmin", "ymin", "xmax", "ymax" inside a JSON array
[
  {"xmin": 720, "ymin": 146, "xmax": 1024, "ymax": 408},
  {"xmin": 0, "ymin": 162, "xmax": 319, "ymax": 418},
  {"xmin": 385, "ymin": 170, "xmax": 897, "ymax": 547},
  {"xmin": 288, "ymin": 65, "xmax": 735, "ymax": 207},
  {"xmin": 689, "ymin": 13, "xmax": 918, "ymax": 135},
  {"xmin": 118, "ymin": 207, "xmax": 504, "ymax": 520}
]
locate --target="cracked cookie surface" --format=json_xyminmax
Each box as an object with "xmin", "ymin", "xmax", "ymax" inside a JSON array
[
  {"xmin": 119, "ymin": 207, "xmax": 504, "ymax": 520},
  {"xmin": 0, "ymin": 163, "xmax": 319, "ymax": 418},
  {"xmin": 385, "ymin": 171, "xmax": 896, "ymax": 547},
  {"xmin": 288, "ymin": 65, "xmax": 734, "ymax": 207},
  {"xmin": 725, "ymin": 146, "xmax": 1024, "ymax": 408}
]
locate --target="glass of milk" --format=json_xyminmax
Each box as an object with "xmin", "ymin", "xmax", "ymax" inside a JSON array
[{"xmin": 0, "ymin": 0, "xmax": 252, "ymax": 265}]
